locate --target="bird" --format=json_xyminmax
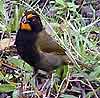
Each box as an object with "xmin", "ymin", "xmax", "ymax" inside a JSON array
[
  {"xmin": 15, "ymin": 10, "xmax": 89, "ymax": 73},
  {"xmin": 15, "ymin": 10, "xmax": 71, "ymax": 72}
]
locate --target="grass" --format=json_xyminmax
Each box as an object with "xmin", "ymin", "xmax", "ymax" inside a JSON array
[{"xmin": 0, "ymin": 0, "xmax": 100, "ymax": 98}]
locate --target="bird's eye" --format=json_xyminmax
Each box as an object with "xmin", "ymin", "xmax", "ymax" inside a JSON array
[
  {"xmin": 32, "ymin": 16, "xmax": 37, "ymax": 22},
  {"xmin": 27, "ymin": 14, "xmax": 37, "ymax": 22}
]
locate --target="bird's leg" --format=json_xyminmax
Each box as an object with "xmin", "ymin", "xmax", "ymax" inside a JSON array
[
  {"xmin": 46, "ymin": 73, "xmax": 55, "ymax": 97},
  {"xmin": 40, "ymin": 78, "xmax": 50, "ymax": 91},
  {"xmin": 35, "ymin": 70, "xmax": 51, "ymax": 92},
  {"xmin": 31, "ymin": 72, "xmax": 43, "ymax": 97}
]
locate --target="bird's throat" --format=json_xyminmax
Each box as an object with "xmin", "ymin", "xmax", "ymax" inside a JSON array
[{"xmin": 15, "ymin": 30, "xmax": 40, "ymax": 65}]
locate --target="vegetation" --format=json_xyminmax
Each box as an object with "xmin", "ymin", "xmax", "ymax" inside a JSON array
[{"xmin": 0, "ymin": 0, "xmax": 100, "ymax": 98}]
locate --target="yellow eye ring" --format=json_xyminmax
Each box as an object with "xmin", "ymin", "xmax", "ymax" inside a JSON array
[
  {"xmin": 27, "ymin": 14, "xmax": 37, "ymax": 19},
  {"xmin": 27, "ymin": 14, "xmax": 33, "ymax": 19}
]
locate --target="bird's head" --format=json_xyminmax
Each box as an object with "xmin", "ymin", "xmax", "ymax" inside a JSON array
[{"xmin": 20, "ymin": 10, "xmax": 43, "ymax": 33}]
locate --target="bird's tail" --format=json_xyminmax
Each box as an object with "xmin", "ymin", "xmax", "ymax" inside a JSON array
[{"xmin": 62, "ymin": 55, "xmax": 92, "ymax": 69}]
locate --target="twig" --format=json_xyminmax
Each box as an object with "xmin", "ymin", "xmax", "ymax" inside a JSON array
[
  {"xmin": 55, "ymin": 73, "xmax": 70, "ymax": 98},
  {"xmin": 86, "ymin": 79, "xmax": 99, "ymax": 98},
  {"xmin": 32, "ymin": 0, "xmax": 40, "ymax": 8},
  {"xmin": 61, "ymin": 73, "xmax": 70, "ymax": 94},
  {"xmin": 47, "ymin": 73, "xmax": 54, "ymax": 97},
  {"xmin": 0, "ymin": 60, "xmax": 17, "ymax": 70},
  {"xmin": 31, "ymin": 74, "xmax": 42, "ymax": 98},
  {"xmin": 41, "ymin": 0, "xmax": 49, "ymax": 12},
  {"xmin": 40, "ymin": 79, "xmax": 50, "ymax": 91}
]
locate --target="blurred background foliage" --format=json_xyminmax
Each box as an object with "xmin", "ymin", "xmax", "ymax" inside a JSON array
[{"xmin": 0, "ymin": 0, "xmax": 100, "ymax": 98}]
